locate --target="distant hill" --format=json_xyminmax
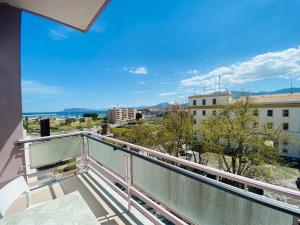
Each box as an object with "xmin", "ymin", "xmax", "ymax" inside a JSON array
[{"xmin": 231, "ymin": 87, "xmax": 300, "ymax": 99}]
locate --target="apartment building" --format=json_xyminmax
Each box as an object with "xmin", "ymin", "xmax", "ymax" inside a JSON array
[
  {"xmin": 109, "ymin": 108, "xmax": 137, "ymax": 124},
  {"xmin": 188, "ymin": 92, "xmax": 300, "ymax": 160}
]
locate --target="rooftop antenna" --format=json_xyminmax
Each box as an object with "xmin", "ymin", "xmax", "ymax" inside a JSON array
[
  {"xmin": 291, "ymin": 83, "xmax": 293, "ymax": 94},
  {"xmin": 214, "ymin": 79, "xmax": 217, "ymax": 93},
  {"xmin": 218, "ymin": 75, "xmax": 221, "ymax": 95}
]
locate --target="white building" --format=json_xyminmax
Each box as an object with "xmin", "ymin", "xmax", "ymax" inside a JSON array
[{"xmin": 188, "ymin": 92, "xmax": 300, "ymax": 160}]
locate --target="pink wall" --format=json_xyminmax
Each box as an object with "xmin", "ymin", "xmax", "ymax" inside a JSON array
[{"xmin": 0, "ymin": 4, "xmax": 25, "ymax": 188}]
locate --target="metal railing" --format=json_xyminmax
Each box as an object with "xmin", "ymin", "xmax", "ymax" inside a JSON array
[{"xmin": 17, "ymin": 131, "xmax": 300, "ymax": 225}]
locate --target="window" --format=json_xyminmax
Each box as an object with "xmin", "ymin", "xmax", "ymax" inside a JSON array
[
  {"xmin": 193, "ymin": 119, "xmax": 197, "ymax": 124},
  {"xmin": 267, "ymin": 110, "xmax": 273, "ymax": 117},
  {"xmin": 193, "ymin": 100, "xmax": 196, "ymax": 106},
  {"xmin": 282, "ymin": 148, "xmax": 288, "ymax": 154},
  {"xmin": 212, "ymin": 110, "xmax": 217, "ymax": 116},
  {"xmin": 212, "ymin": 98, "xmax": 217, "ymax": 105},
  {"xmin": 282, "ymin": 139, "xmax": 288, "ymax": 146},
  {"xmin": 193, "ymin": 110, "xmax": 196, "ymax": 116},
  {"xmin": 253, "ymin": 109, "xmax": 259, "ymax": 116},
  {"xmin": 253, "ymin": 122, "xmax": 258, "ymax": 128},
  {"xmin": 202, "ymin": 110, "xmax": 206, "ymax": 116},
  {"xmin": 202, "ymin": 99, "xmax": 206, "ymax": 105},
  {"xmin": 267, "ymin": 122, "xmax": 273, "ymax": 129},
  {"xmin": 283, "ymin": 109, "xmax": 289, "ymax": 117},
  {"xmin": 282, "ymin": 123, "xmax": 289, "ymax": 131}
]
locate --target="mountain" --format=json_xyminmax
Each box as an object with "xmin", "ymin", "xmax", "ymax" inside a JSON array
[
  {"xmin": 231, "ymin": 87, "xmax": 300, "ymax": 99},
  {"xmin": 135, "ymin": 102, "xmax": 171, "ymax": 110}
]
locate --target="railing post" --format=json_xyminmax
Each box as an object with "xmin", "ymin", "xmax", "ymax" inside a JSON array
[
  {"xmin": 82, "ymin": 135, "xmax": 89, "ymax": 172},
  {"xmin": 125, "ymin": 146, "xmax": 132, "ymax": 212},
  {"xmin": 293, "ymin": 216, "xmax": 299, "ymax": 225}
]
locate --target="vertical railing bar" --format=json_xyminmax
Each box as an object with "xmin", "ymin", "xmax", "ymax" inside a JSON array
[
  {"xmin": 125, "ymin": 145, "xmax": 132, "ymax": 211},
  {"xmin": 83, "ymin": 135, "xmax": 89, "ymax": 172},
  {"xmin": 293, "ymin": 216, "xmax": 299, "ymax": 225}
]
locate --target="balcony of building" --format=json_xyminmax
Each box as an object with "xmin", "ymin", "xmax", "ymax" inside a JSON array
[{"xmin": 1, "ymin": 131, "xmax": 298, "ymax": 225}]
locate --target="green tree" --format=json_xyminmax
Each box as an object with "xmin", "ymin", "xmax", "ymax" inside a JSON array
[
  {"xmin": 136, "ymin": 112, "xmax": 143, "ymax": 121},
  {"xmin": 122, "ymin": 124, "xmax": 161, "ymax": 149},
  {"xmin": 82, "ymin": 113, "xmax": 99, "ymax": 121},
  {"xmin": 158, "ymin": 110, "xmax": 194, "ymax": 157},
  {"xmin": 199, "ymin": 96, "xmax": 289, "ymax": 179}
]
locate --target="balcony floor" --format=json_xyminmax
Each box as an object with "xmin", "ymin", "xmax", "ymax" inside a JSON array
[{"xmin": 5, "ymin": 172, "xmax": 153, "ymax": 225}]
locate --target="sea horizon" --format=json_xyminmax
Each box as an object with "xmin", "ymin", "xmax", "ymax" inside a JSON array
[{"xmin": 23, "ymin": 110, "xmax": 108, "ymax": 118}]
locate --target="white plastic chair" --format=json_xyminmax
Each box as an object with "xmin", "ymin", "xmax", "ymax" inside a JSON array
[{"xmin": 0, "ymin": 176, "xmax": 31, "ymax": 218}]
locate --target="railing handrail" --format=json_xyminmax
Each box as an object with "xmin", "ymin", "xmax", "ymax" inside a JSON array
[
  {"xmin": 17, "ymin": 131, "xmax": 300, "ymax": 200},
  {"xmin": 85, "ymin": 134, "xmax": 300, "ymax": 217}
]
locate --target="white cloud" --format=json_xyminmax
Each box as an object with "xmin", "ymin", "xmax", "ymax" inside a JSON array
[
  {"xmin": 49, "ymin": 27, "xmax": 74, "ymax": 40},
  {"xmin": 123, "ymin": 66, "xmax": 148, "ymax": 75},
  {"xmin": 22, "ymin": 80, "xmax": 63, "ymax": 96},
  {"xmin": 181, "ymin": 46, "xmax": 300, "ymax": 89},
  {"xmin": 159, "ymin": 91, "xmax": 177, "ymax": 96}
]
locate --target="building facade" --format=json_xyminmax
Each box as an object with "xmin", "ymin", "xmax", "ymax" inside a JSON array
[
  {"xmin": 188, "ymin": 92, "xmax": 300, "ymax": 160},
  {"xmin": 109, "ymin": 108, "xmax": 137, "ymax": 124}
]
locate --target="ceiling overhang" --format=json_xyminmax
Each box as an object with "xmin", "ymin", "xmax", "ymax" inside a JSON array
[{"xmin": 0, "ymin": 0, "xmax": 110, "ymax": 32}]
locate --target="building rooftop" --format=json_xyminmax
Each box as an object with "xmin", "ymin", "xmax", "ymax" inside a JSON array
[
  {"xmin": 248, "ymin": 93, "xmax": 300, "ymax": 104},
  {"xmin": 188, "ymin": 91, "xmax": 232, "ymax": 99}
]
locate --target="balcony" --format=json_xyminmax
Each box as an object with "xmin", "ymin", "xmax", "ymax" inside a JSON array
[{"xmin": 8, "ymin": 132, "xmax": 300, "ymax": 225}]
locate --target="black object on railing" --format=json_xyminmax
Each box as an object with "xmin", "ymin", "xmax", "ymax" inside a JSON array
[{"xmin": 40, "ymin": 118, "xmax": 50, "ymax": 137}]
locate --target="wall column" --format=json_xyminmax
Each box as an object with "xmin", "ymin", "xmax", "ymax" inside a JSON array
[{"xmin": 0, "ymin": 4, "xmax": 25, "ymax": 187}]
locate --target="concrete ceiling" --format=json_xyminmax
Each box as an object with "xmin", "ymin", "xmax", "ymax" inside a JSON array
[{"xmin": 0, "ymin": 0, "xmax": 110, "ymax": 32}]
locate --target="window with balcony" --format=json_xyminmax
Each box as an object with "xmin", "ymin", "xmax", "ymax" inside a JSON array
[
  {"xmin": 253, "ymin": 109, "xmax": 259, "ymax": 116},
  {"xmin": 282, "ymin": 109, "xmax": 289, "ymax": 117},
  {"xmin": 202, "ymin": 110, "xmax": 206, "ymax": 116},
  {"xmin": 193, "ymin": 100, "xmax": 196, "ymax": 106},
  {"xmin": 282, "ymin": 123, "xmax": 289, "ymax": 131},
  {"xmin": 193, "ymin": 110, "xmax": 196, "ymax": 116},
  {"xmin": 282, "ymin": 139, "xmax": 288, "ymax": 146},
  {"xmin": 267, "ymin": 110, "xmax": 273, "ymax": 117},
  {"xmin": 202, "ymin": 99, "xmax": 206, "ymax": 105},
  {"xmin": 212, "ymin": 98, "xmax": 217, "ymax": 105},
  {"xmin": 267, "ymin": 122, "xmax": 273, "ymax": 129}
]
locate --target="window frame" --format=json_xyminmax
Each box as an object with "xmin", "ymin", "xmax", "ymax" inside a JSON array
[
  {"xmin": 282, "ymin": 122, "xmax": 289, "ymax": 131},
  {"xmin": 282, "ymin": 109, "xmax": 289, "ymax": 117},
  {"xmin": 267, "ymin": 109, "xmax": 273, "ymax": 117},
  {"xmin": 267, "ymin": 122, "xmax": 273, "ymax": 129},
  {"xmin": 212, "ymin": 98, "xmax": 217, "ymax": 105}
]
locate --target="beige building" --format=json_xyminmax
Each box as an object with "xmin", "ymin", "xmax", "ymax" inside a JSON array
[
  {"xmin": 109, "ymin": 108, "xmax": 137, "ymax": 124},
  {"xmin": 188, "ymin": 92, "xmax": 300, "ymax": 160}
]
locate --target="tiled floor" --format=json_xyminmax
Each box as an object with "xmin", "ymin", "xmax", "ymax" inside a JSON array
[{"xmin": 6, "ymin": 172, "xmax": 153, "ymax": 225}]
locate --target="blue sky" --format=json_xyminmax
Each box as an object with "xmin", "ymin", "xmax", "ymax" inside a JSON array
[{"xmin": 22, "ymin": 0, "xmax": 300, "ymax": 112}]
